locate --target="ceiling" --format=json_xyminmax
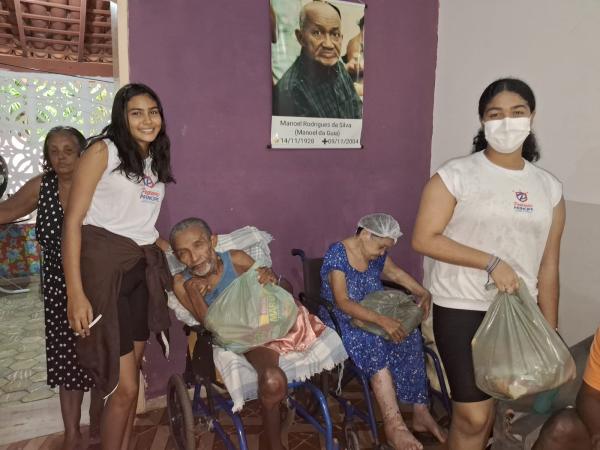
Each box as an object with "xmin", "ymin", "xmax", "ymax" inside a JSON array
[{"xmin": 0, "ymin": 0, "xmax": 113, "ymax": 77}]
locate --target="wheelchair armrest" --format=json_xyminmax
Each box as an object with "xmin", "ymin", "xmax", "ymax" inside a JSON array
[
  {"xmin": 299, "ymin": 292, "xmax": 344, "ymax": 337},
  {"xmin": 278, "ymin": 276, "xmax": 294, "ymax": 296},
  {"xmin": 381, "ymin": 278, "xmax": 412, "ymax": 295},
  {"xmin": 183, "ymin": 324, "xmax": 217, "ymax": 385},
  {"xmin": 299, "ymin": 292, "xmax": 333, "ymax": 313},
  {"xmin": 291, "ymin": 248, "xmax": 306, "ymax": 260}
]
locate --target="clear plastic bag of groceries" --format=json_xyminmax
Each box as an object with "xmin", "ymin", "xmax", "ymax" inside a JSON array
[
  {"xmin": 204, "ymin": 263, "xmax": 298, "ymax": 354},
  {"xmin": 352, "ymin": 289, "xmax": 424, "ymax": 339},
  {"xmin": 472, "ymin": 281, "xmax": 576, "ymax": 400}
]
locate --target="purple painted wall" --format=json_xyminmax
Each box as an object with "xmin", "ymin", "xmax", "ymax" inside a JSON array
[{"xmin": 128, "ymin": 0, "xmax": 439, "ymax": 398}]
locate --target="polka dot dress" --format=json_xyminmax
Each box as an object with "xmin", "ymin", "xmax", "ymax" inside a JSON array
[{"xmin": 36, "ymin": 172, "xmax": 94, "ymax": 391}]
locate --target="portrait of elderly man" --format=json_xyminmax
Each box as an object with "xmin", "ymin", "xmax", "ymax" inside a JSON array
[{"xmin": 273, "ymin": 1, "xmax": 363, "ymax": 119}]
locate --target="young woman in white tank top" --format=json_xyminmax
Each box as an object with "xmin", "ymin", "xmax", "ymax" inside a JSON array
[
  {"xmin": 62, "ymin": 83, "xmax": 175, "ymax": 450},
  {"xmin": 412, "ymin": 78, "xmax": 566, "ymax": 450}
]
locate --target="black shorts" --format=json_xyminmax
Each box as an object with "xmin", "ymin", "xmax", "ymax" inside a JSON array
[
  {"xmin": 118, "ymin": 259, "xmax": 150, "ymax": 356},
  {"xmin": 433, "ymin": 303, "xmax": 491, "ymax": 403}
]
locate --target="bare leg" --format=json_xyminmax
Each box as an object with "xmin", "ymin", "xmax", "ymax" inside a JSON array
[
  {"xmin": 89, "ymin": 388, "xmax": 105, "ymax": 444},
  {"xmin": 245, "ymin": 346, "xmax": 287, "ymax": 450},
  {"xmin": 447, "ymin": 399, "xmax": 495, "ymax": 450},
  {"xmin": 577, "ymin": 383, "xmax": 600, "ymax": 450},
  {"xmin": 412, "ymin": 403, "xmax": 447, "ymax": 443},
  {"xmin": 100, "ymin": 349, "xmax": 141, "ymax": 450},
  {"xmin": 120, "ymin": 341, "xmax": 145, "ymax": 450},
  {"xmin": 370, "ymin": 368, "xmax": 423, "ymax": 450},
  {"xmin": 59, "ymin": 387, "xmax": 85, "ymax": 450},
  {"xmin": 532, "ymin": 408, "xmax": 592, "ymax": 450}
]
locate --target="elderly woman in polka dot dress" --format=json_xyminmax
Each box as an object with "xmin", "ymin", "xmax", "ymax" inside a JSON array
[{"xmin": 0, "ymin": 126, "xmax": 103, "ymax": 450}]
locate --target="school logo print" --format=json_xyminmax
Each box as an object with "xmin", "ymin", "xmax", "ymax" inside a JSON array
[
  {"xmin": 140, "ymin": 175, "xmax": 160, "ymax": 203},
  {"xmin": 513, "ymin": 191, "xmax": 533, "ymax": 213},
  {"xmin": 515, "ymin": 191, "xmax": 528, "ymax": 202},
  {"xmin": 143, "ymin": 176, "xmax": 155, "ymax": 188}
]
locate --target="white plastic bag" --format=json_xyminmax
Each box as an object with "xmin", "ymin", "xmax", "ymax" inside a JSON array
[
  {"xmin": 204, "ymin": 264, "xmax": 298, "ymax": 354},
  {"xmin": 472, "ymin": 282, "xmax": 576, "ymax": 400}
]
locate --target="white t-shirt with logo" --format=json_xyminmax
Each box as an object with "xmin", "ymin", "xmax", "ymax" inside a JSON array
[
  {"xmin": 429, "ymin": 151, "xmax": 562, "ymax": 311},
  {"xmin": 83, "ymin": 139, "xmax": 164, "ymax": 246}
]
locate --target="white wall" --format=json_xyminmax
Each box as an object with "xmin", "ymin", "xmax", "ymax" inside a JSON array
[{"xmin": 431, "ymin": 0, "xmax": 600, "ymax": 344}]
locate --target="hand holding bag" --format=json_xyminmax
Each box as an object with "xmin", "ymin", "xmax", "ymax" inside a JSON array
[
  {"xmin": 472, "ymin": 281, "xmax": 576, "ymax": 400},
  {"xmin": 204, "ymin": 263, "xmax": 298, "ymax": 354}
]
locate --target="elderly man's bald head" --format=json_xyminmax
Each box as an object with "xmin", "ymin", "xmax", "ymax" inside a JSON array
[
  {"xmin": 296, "ymin": 1, "xmax": 343, "ymax": 67},
  {"xmin": 299, "ymin": 1, "xmax": 341, "ymax": 30}
]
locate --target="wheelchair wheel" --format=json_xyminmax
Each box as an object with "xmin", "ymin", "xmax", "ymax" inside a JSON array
[
  {"xmin": 344, "ymin": 423, "xmax": 361, "ymax": 450},
  {"xmin": 167, "ymin": 374, "xmax": 195, "ymax": 450}
]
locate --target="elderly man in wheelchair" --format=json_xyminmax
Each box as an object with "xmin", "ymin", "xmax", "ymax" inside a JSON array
[{"xmin": 168, "ymin": 217, "xmax": 347, "ymax": 450}]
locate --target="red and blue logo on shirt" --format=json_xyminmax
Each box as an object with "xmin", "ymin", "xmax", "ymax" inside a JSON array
[
  {"xmin": 140, "ymin": 175, "xmax": 160, "ymax": 203},
  {"xmin": 515, "ymin": 191, "xmax": 528, "ymax": 202},
  {"xmin": 143, "ymin": 175, "xmax": 156, "ymax": 188},
  {"xmin": 513, "ymin": 191, "xmax": 533, "ymax": 213}
]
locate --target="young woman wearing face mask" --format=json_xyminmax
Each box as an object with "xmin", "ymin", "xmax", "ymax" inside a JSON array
[{"xmin": 411, "ymin": 78, "xmax": 566, "ymax": 450}]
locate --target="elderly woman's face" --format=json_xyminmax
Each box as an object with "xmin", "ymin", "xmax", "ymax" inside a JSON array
[
  {"xmin": 47, "ymin": 133, "xmax": 80, "ymax": 176},
  {"xmin": 173, "ymin": 226, "xmax": 218, "ymax": 277},
  {"xmin": 360, "ymin": 233, "xmax": 394, "ymax": 260}
]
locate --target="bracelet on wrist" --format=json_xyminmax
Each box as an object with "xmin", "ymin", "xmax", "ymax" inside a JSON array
[
  {"xmin": 485, "ymin": 255, "xmax": 501, "ymax": 274},
  {"xmin": 484, "ymin": 255, "xmax": 501, "ymax": 289}
]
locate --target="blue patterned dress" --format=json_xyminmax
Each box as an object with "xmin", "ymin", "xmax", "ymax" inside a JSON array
[{"xmin": 320, "ymin": 242, "xmax": 428, "ymax": 404}]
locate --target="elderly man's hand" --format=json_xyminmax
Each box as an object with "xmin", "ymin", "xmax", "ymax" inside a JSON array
[
  {"xmin": 184, "ymin": 277, "xmax": 210, "ymax": 300},
  {"xmin": 257, "ymin": 266, "xmax": 278, "ymax": 285}
]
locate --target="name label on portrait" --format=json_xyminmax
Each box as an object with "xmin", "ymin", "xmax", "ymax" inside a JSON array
[{"xmin": 271, "ymin": 116, "xmax": 362, "ymax": 149}]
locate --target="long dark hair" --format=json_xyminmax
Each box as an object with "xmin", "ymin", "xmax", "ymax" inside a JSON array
[
  {"xmin": 88, "ymin": 83, "xmax": 175, "ymax": 183},
  {"xmin": 42, "ymin": 126, "xmax": 86, "ymax": 173},
  {"xmin": 472, "ymin": 78, "xmax": 540, "ymax": 162}
]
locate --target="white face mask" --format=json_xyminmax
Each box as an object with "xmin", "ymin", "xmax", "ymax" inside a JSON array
[{"xmin": 484, "ymin": 117, "xmax": 531, "ymax": 154}]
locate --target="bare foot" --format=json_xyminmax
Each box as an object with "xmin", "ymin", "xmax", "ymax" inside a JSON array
[
  {"xmin": 62, "ymin": 431, "xmax": 83, "ymax": 450},
  {"xmin": 88, "ymin": 426, "xmax": 101, "ymax": 445},
  {"xmin": 384, "ymin": 422, "xmax": 423, "ymax": 450},
  {"xmin": 412, "ymin": 403, "xmax": 448, "ymax": 443}
]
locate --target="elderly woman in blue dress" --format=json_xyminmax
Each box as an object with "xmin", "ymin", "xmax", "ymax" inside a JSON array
[{"xmin": 320, "ymin": 213, "xmax": 446, "ymax": 450}]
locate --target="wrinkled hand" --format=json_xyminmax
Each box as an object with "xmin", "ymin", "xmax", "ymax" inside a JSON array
[
  {"xmin": 415, "ymin": 290, "xmax": 432, "ymax": 320},
  {"xmin": 67, "ymin": 292, "xmax": 93, "ymax": 337},
  {"xmin": 257, "ymin": 266, "xmax": 278, "ymax": 285},
  {"xmin": 490, "ymin": 260, "xmax": 520, "ymax": 294},
  {"xmin": 184, "ymin": 277, "xmax": 210, "ymax": 299},
  {"xmin": 379, "ymin": 316, "xmax": 406, "ymax": 343}
]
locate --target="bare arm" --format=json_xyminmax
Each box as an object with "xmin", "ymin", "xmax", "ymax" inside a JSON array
[
  {"xmin": 173, "ymin": 273, "xmax": 209, "ymax": 323},
  {"xmin": 536, "ymin": 198, "xmax": 566, "ymax": 329},
  {"xmin": 230, "ymin": 249, "xmax": 255, "ymax": 273},
  {"xmin": 412, "ymin": 174, "xmax": 520, "ymax": 293},
  {"xmin": 155, "ymin": 236, "xmax": 170, "ymax": 252},
  {"xmin": 382, "ymin": 256, "xmax": 432, "ymax": 319},
  {"xmin": 0, "ymin": 175, "xmax": 41, "ymax": 224},
  {"xmin": 330, "ymin": 269, "xmax": 406, "ymax": 342},
  {"xmin": 62, "ymin": 141, "xmax": 108, "ymax": 336},
  {"xmin": 229, "ymin": 250, "xmax": 278, "ymax": 284}
]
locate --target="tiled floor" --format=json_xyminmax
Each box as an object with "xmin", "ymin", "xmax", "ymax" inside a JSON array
[
  {"xmin": 0, "ymin": 281, "xmax": 57, "ymax": 407},
  {"xmin": 0, "ymin": 386, "xmax": 447, "ymax": 450}
]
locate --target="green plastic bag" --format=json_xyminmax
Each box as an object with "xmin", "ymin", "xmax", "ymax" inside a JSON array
[
  {"xmin": 204, "ymin": 263, "xmax": 298, "ymax": 354},
  {"xmin": 472, "ymin": 281, "xmax": 576, "ymax": 400},
  {"xmin": 351, "ymin": 289, "xmax": 424, "ymax": 339}
]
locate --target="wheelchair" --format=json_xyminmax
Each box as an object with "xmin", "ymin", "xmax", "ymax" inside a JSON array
[
  {"xmin": 291, "ymin": 248, "xmax": 452, "ymax": 450},
  {"xmin": 166, "ymin": 290, "xmax": 344, "ymax": 450}
]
